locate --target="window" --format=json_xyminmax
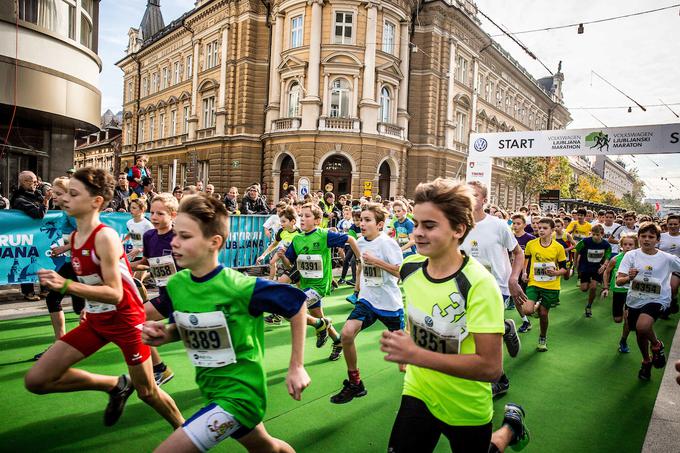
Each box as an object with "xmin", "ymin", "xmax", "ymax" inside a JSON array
[
  {"xmin": 151, "ymin": 73, "xmax": 158, "ymax": 92},
  {"xmin": 162, "ymin": 67, "xmax": 169, "ymax": 89},
  {"xmin": 127, "ymin": 81, "xmax": 133, "ymax": 102},
  {"xmin": 179, "ymin": 163, "xmax": 187, "ymax": 186},
  {"xmin": 206, "ymin": 41, "xmax": 218, "ymax": 69},
  {"xmin": 288, "ymin": 82, "xmax": 301, "ymax": 117},
  {"xmin": 334, "ymin": 12, "xmax": 353, "ymax": 44},
  {"xmin": 81, "ymin": 0, "xmax": 94, "ymax": 16},
  {"xmin": 197, "ymin": 160, "xmax": 210, "ymax": 184},
  {"xmin": 382, "ymin": 21, "xmax": 395, "ymax": 54},
  {"xmin": 125, "ymin": 121, "xmax": 131, "ymax": 145},
  {"xmin": 456, "ymin": 111, "xmax": 468, "ymax": 143},
  {"xmin": 170, "ymin": 110, "xmax": 177, "ymax": 136},
  {"xmin": 174, "ymin": 62, "xmax": 181, "ymax": 84},
  {"xmin": 159, "ymin": 112, "xmax": 165, "ymax": 138},
  {"xmin": 186, "ymin": 55, "xmax": 193, "ymax": 79},
  {"xmin": 80, "ymin": 13, "xmax": 92, "ymax": 49},
  {"xmin": 149, "ymin": 115, "xmax": 155, "ymax": 140},
  {"xmin": 183, "ymin": 105, "xmax": 190, "ymax": 133},
  {"xmin": 157, "ymin": 165, "xmax": 163, "ymax": 190},
  {"xmin": 142, "ymin": 77, "xmax": 148, "ymax": 96},
  {"xmin": 139, "ymin": 117, "xmax": 145, "ymax": 142},
  {"xmin": 202, "ymin": 96, "xmax": 216, "ymax": 128},
  {"xmin": 330, "ymin": 78, "xmax": 351, "ymax": 118},
  {"xmin": 456, "ymin": 56, "xmax": 468, "ymax": 84},
  {"xmin": 379, "ymin": 86, "xmax": 391, "ymax": 123},
  {"xmin": 291, "ymin": 15, "xmax": 303, "ymax": 48}
]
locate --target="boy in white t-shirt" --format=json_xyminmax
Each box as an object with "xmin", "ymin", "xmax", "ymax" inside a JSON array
[
  {"xmin": 262, "ymin": 201, "xmax": 286, "ymax": 240},
  {"xmin": 658, "ymin": 214, "xmax": 680, "ymax": 315},
  {"xmin": 124, "ymin": 198, "xmax": 154, "ymax": 262},
  {"xmin": 617, "ymin": 222, "xmax": 680, "ymax": 380},
  {"xmin": 330, "ymin": 203, "xmax": 404, "ymax": 404}
]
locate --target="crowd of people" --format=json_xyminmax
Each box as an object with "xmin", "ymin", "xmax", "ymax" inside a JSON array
[{"xmin": 3, "ymin": 163, "xmax": 680, "ymax": 452}]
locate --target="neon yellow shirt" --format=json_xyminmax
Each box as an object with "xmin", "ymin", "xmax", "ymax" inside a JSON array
[
  {"xmin": 566, "ymin": 220, "xmax": 592, "ymax": 241},
  {"xmin": 525, "ymin": 238, "xmax": 567, "ymax": 290}
]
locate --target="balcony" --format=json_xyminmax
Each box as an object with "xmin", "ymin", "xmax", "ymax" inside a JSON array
[
  {"xmin": 377, "ymin": 122, "xmax": 405, "ymax": 140},
  {"xmin": 318, "ymin": 117, "xmax": 361, "ymax": 132},
  {"xmin": 196, "ymin": 128, "xmax": 215, "ymax": 140},
  {"xmin": 272, "ymin": 117, "xmax": 301, "ymax": 132}
]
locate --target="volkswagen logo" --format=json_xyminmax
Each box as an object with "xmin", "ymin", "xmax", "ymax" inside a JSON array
[
  {"xmin": 473, "ymin": 138, "xmax": 488, "ymax": 152},
  {"xmin": 424, "ymin": 316, "xmax": 433, "ymax": 327},
  {"xmin": 189, "ymin": 314, "xmax": 199, "ymax": 326}
]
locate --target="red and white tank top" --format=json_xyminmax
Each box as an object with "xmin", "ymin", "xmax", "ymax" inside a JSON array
[{"xmin": 71, "ymin": 223, "xmax": 144, "ymax": 316}]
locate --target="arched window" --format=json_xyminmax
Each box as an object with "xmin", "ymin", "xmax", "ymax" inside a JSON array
[
  {"xmin": 330, "ymin": 78, "xmax": 351, "ymax": 118},
  {"xmin": 379, "ymin": 86, "xmax": 391, "ymax": 123},
  {"xmin": 288, "ymin": 82, "xmax": 301, "ymax": 117}
]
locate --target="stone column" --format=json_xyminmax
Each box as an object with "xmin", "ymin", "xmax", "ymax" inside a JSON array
[
  {"xmin": 188, "ymin": 40, "xmax": 201, "ymax": 140},
  {"xmin": 265, "ymin": 11, "xmax": 284, "ymax": 131},
  {"xmin": 397, "ymin": 20, "xmax": 410, "ymax": 134},
  {"xmin": 301, "ymin": 0, "xmax": 323, "ymax": 130},
  {"xmin": 470, "ymin": 57, "xmax": 479, "ymax": 134},
  {"xmin": 359, "ymin": 1, "xmax": 379, "ymax": 134},
  {"xmin": 444, "ymin": 37, "xmax": 457, "ymax": 149},
  {"xmin": 352, "ymin": 75, "xmax": 359, "ymax": 118},
  {"xmin": 322, "ymin": 73, "xmax": 330, "ymax": 116},
  {"xmin": 216, "ymin": 26, "xmax": 230, "ymax": 136}
]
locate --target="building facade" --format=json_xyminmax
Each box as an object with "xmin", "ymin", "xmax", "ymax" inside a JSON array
[
  {"xmin": 74, "ymin": 126, "xmax": 122, "ymax": 174},
  {"xmin": 0, "ymin": 0, "xmax": 101, "ymax": 196},
  {"xmin": 117, "ymin": 0, "xmax": 571, "ymax": 206},
  {"xmin": 592, "ymin": 155, "xmax": 635, "ymax": 199}
]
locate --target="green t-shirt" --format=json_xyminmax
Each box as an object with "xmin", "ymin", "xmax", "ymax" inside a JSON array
[
  {"xmin": 399, "ymin": 253, "xmax": 504, "ymax": 426},
  {"xmin": 167, "ymin": 265, "xmax": 305, "ymax": 428},
  {"xmin": 610, "ymin": 252, "xmax": 629, "ymax": 293}
]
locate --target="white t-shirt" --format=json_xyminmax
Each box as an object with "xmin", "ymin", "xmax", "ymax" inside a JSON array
[
  {"xmin": 126, "ymin": 217, "xmax": 154, "ymax": 250},
  {"xmin": 263, "ymin": 214, "xmax": 281, "ymax": 237},
  {"xmin": 618, "ymin": 249, "xmax": 680, "ymax": 309},
  {"xmin": 461, "ymin": 214, "xmax": 518, "ymax": 296},
  {"xmin": 614, "ymin": 225, "xmax": 638, "ymax": 243},
  {"xmin": 658, "ymin": 233, "xmax": 680, "ymax": 258},
  {"xmin": 602, "ymin": 223, "xmax": 623, "ymax": 254},
  {"xmin": 357, "ymin": 233, "xmax": 404, "ymax": 312}
]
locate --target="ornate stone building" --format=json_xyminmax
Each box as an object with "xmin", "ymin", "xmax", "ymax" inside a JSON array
[
  {"xmin": 74, "ymin": 126, "xmax": 122, "ymax": 174},
  {"xmin": 117, "ymin": 0, "xmax": 571, "ymax": 207}
]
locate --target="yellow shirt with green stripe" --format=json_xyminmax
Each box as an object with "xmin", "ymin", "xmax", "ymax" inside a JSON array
[{"xmin": 524, "ymin": 238, "xmax": 567, "ymax": 290}]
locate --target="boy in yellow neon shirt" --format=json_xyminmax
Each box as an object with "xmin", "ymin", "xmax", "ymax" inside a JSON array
[{"xmin": 566, "ymin": 208, "xmax": 592, "ymax": 242}]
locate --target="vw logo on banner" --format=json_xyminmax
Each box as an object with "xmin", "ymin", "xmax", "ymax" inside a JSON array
[{"xmin": 473, "ymin": 137, "xmax": 488, "ymax": 152}]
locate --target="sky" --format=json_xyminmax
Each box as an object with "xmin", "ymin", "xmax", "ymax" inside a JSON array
[{"xmin": 98, "ymin": 0, "xmax": 680, "ymax": 199}]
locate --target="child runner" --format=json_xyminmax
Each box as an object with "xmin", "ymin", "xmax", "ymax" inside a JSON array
[
  {"xmin": 566, "ymin": 208, "xmax": 592, "ymax": 243},
  {"xmin": 379, "ymin": 178, "xmax": 529, "ymax": 453},
  {"xmin": 344, "ymin": 210, "xmax": 363, "ymax": 303},
  {"xmin": 257, "ymin": 206, "xmax": 301, "ymax": 281},
  {"xmin": 330, "ymin": 203, "xmax": 404, "ymax": 404},
  {"xmin": 616, "ymin": 222, "xmax": 680, "ymax": 380},
  {"xmin": 284, "ymin": 203, "xmax": 362, "ymax": 361},
  {"xmin": 28, "ymin": 167, "xmax": 183, "ymax": 429},
  {"xmin": 602, "ymin": 210, "xmax": 623, "ymax": 256},
  {"xmin": 337, "ymin": 206, "xmax": 357, "ymax": 285},
  {"xmin": 522, "ymin": 218, "xmax": 568, "ymax": 352},
  {"xmin": 553, "ymin": 218, "xmax": 576, "ymax": 276},
  {"xmin": 391, "ymin": 200, "xmax": 416, "ymax": 257},
  {"xmin": 602, "ymin": 235, "xmax": 637, "ymax": 353},
  {"xmin": 511, "ymin": 214, "xmax": 534, "ymax": 333},
  {"xmin": 658, "ymin": 214, "xmax": 680, "ymax": 315},
  {"xmin": 573, "ymin": 224, "xmax": 612, "ymax": 318},
  {"xmin": 124, "ymin": 198, "xmax": 154, "ymax": 263},
  {"xmin": 142, "ymin": 194, "xmax": 310, "ymax": 452}
]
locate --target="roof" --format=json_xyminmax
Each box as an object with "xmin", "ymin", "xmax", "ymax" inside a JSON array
[{"xmin": 140, "ymin": 0, "xmax": 166, "ymax": 41}]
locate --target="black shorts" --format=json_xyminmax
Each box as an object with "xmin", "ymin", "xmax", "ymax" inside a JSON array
[
  {"xmin": 347, "ymin": 299, "xmax": 404, "ymax": 331},
  {"xmin": 612, "ymin": 291, "xmax": 627, "ymax": 318},
  {"xmin": 388, "ymin": 395, "xmax": 493, "ymax": 453},
  {"xmin": 626, "ymin": 303, "xmax": 665, "ymax": 331},
  {"xmin": 283, "ymin": 264, "xmax": 300, "ymax": 284},
  {"xmin": 579, "ymin": 270, "xmax": 603, "ymax": 284},
  {"xmin": 148, "ymin": 289, "xmax": 173, "ymax": 319}
]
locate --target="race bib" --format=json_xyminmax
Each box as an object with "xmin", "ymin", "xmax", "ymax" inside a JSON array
[
  {"xmin": 533, "ymin": 262, "xmax": 556, "ymax": 282},
  {"xmin": 175, "ymin": 311, "xmax": 236, "ymax": 368},
  {"xmin": 587, "ymin": 249, "xmax": 605, "ymax": 263},
  {"xmin": 304, "ymin": 288, "xmax": 322, "ymax": 307},
  {"xmin": 408, "ymin": 305, "xmax": 467, "ymax": 355},
  {"xmin": 397, "ymin": 234, "xmax": 409, "ymax": 246},
  {"xmin": 129, "ymin": 232, "xmax": 143, "ymax": 250},
  {"xmin": 78, "ymin": 274, "xmax": 117, "ymax": 313},
  {"xmin": 630, "ymin": 277, "xmax": 661, "ymax": 296},
  {"xmin": 297, "ymin": 254, "xmax": 323, "ymax": 279},
  {"xmin": 149, "ymin": 255, "xmax": 177, "ymax": 287},
  {"xmin": 362, "ymin": 264, "xmax": 383, "ymax": 286},
  {"xmin": 573, "ymin": 234, "xmax": 583, "ymax": 241}
]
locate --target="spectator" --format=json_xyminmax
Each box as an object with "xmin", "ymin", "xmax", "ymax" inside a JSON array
[
  {"xmin": 172, "ymin": 186, "xmax": 183, "ymax": 202},
  {"xmin": 140, "ymin": 177, "xmax": 157, "ymax": 211},
  {"xmin": 196, "ymin": 180, "xmax": 204, "ymax": 192},
  {"xmin": 223, "ymin": 186, "xmax": 239, "ymax": 213},
  {"xmin": 240, "ymin": 185, "xmax": 268, "ymax": 214},
  {"xmin": 183, "ymin": 185, "xmax": 198, "ymax": 196},
  {"xmin": 205, "ymin": 184, "xmax": 215, "ymax": 197},
  {"xmin": 107, "ymin": 172, "xmax": 131, "ymax": 212},
  {"xmin": 128, "ymin": 155, "xmax": 149, "ymax": 196},
  {"xmin": 0, "ymin": 182, "xmax": 9, "ymax": 209},
  {"xmin": 39, "ymin": 183, "xmax": 55, "ymax": 210},
  {"xmin": 65, "ymin": 168, "xmax": 75, "ymax": 178},
  {"xmin": 283, "ymin": 185, "xmax": 297, "ymax": 202},
  {"xmin": 319, "ymin": 192, "xmax": 340, "ymax": 228},
  {"xmin": 10, "ymin": 171, "xmax": 49, "ymax": 301}
]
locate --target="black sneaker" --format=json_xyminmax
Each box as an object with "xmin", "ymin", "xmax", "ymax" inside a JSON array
[
  {"xmin": 154, "ymin": 367, "xmax": 175, "ymax": 387},
  {"xmin": 331, "ymin": 279, "xmax": 339, "ymax": 289},
  {"xmin": 104, "ymin": 375, "xmax": 134, "ymax": 426},
  {"xmin": 338, "ymin": 278, "xmax": 346, "ymax": 285},
  {"xmin": 503, "ymin": 319, "xmax": 521, "ymax": 358},
  {"xmin": 651, "ymin": 341, "xmax": 666, "ymax": 369},
  {"xmin": 638, "ymin": 361, "xmax": 652, "ymax": 381},
  {"xmin": 517, "ymin": 321, "xmax": 532, "ymax": 333},
  {"xmin": 345, "ymin": 279, "xmax": 356, "ymax": 286},
  {"xmin": 585, "ymin": 307, "xmax": 592, "ymax": 318},
  {"xmin": 264, "ymin": 314, "xmax": 283, "ymax": 326},
  {"xmin": 329, "ymin": 342, "xmax": 343, "ymax": 361},
  {"xmin": 330, "ymin": 379, "xmax": 367, "ymax": 404},
  {"xmin": 315, "ymin": 318, "xmax": 330, "ymax": 348},
  {"xmin": 504, "ymin": 403, "xmax": 530, "ymax": 451},
  {"xmin": 492, "ymin": 377, "xmax": 509, "ymax": 398}
]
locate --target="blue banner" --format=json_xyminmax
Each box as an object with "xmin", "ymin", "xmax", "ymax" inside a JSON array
[{"xmin": 0, "ymin": 210, "xmax": 272, "ymax": 286}]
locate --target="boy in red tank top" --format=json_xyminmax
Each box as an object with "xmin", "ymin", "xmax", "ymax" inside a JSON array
[{"xmin": 25, "ymin": 167, "xmax": 184, "ymax": 429}]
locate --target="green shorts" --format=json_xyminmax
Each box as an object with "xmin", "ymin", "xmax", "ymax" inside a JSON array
[{"xmin": 526, "ymin": 286, "xmax": 560, "ymax": 309}]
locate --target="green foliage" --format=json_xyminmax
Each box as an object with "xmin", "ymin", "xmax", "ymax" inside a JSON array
[{"xmin": 505, "ymin": 156, "xmax": 573, "ymax": 205}]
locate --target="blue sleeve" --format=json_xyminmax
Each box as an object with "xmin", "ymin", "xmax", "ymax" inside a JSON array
[
  {"xmin": 248, "ymin": 278, "xmax": 306, "ymax": 318},
  {"xmin": 405, "ymin": 220, "xmax": 414, "ymax": 234},
  {"xmin": 327, "ymin": 231, "xmax": 349, "ymax": 248},
  {"xmin": 285, "ymin": 244, "xmax": 298, "ymax": 263}
]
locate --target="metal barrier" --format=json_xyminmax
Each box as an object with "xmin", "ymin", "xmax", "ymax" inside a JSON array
[{"xmin": 220, "ymin": 215, "xmax": 272, "ymax": 269}]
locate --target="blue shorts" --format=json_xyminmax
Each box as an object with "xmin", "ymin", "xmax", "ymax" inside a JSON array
[{"xmin": 348, "ymin": 299, "xmax": 404, "ymax": 331}]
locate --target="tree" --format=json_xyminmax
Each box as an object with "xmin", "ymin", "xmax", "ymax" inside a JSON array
[
  {"xmin": 505, "ymin": 157, "xmax": 547, "ymax": 206},
  {"xmin": 573, "ymin": 175, "xmax": 604, "ymax": 202},
  {"xmin": 619, "ymin": 169, "xmax": 655, "ymax": 215},
  {"xmin": 601, "ymin": 191, "xmax": 621, "ymax": 207},
  {"xmin": 543, "ymin": 156, "xmax": 573, "ymax": 198}
]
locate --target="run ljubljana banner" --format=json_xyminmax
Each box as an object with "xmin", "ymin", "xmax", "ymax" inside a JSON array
[{"xmin": 0, "ymin": 211, "xmax": 270, "ymax": 286}]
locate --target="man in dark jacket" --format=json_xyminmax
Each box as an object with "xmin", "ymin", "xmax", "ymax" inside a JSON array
[
  {"xmin": 223, "ymin": 186, "xmax": 239, "ymax": 213},
  {"xmin": 240, "ymin": 185, "xmax": 269, "ymax": 214},
  {"xmin": 106, "ymin": 172, "xmax": 131, "ymax": 212},
  {"xmin": 10, "ymin": 171, "xmax": 50, "ymax": 301}
]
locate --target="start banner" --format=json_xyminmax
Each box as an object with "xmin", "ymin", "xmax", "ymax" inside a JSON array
[{"xmin": 0, "ymin": 211, "xmax": 271, "ymax": 286}]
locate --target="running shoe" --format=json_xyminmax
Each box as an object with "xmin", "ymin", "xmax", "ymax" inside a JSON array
[
  {"xmin": 104, "ymin": 374, "xmax": 134, "ymax": 426},
  {"xmin": 651, "ymin": 341, "xmax": 666, "ymax": 369},
  {"xmin": 345, "ymin": 279, "xmax": 356, "ymax": 286},
  {"xmin": 585, "ymin": 307, "xmax": 592, "ymax": 318},
  {"xmin": 536, "ymin": 337, "xmax": 547, "ymax": 352},
  {"xmin": 504, "ymin": 403, "xmax": 530, "ymax": 451},
  {"xmin": 338, "ymin": 278, "xmax": 346, "ymax": 285},
  {"xmin": 503, "ymin": 319, "xmax": 521, "ymax": 358},
  {"xmin": 133, "ymin": 278, "xmax": 148, "ymax": 303},
  {"xmin": 331, "ymin": 279, "xmax": 339, "ymax": 290},
  {"xmin": 618, "ymin": 341, "xmax": 630, "ymax": 353},
  {"xmin": 492, "ymin": 377, "xmax": 509, "ymax": 398},
  {"xmin": 505, "ymin": 299, "xmax": 516, "ymax": 311},
  {"xmin": 329, "ymin": 342, "xmax": 343, "ymax": 361},
  {"xmin": 346, "ymin": 293, "xmax": 358, "ymax": 305},
  {"xmin": 154, "ymin": 367, "xmax": 175, "ymax": 387},
  {"xmin": 23, "ymin": 293, "xmax": 40, "ymax": 301},
  {"xmin": 518, "ymin": 321, "xmax": 532, "ymax": 333},
  {"xmin": 264, "ymin": 314, "xmax": 283, "ymax": 326},
  {"xmin": 315, "ymin": 318, "xmax": 331, "ymax": 348},
  {"xmin": 330, "ymin": 379, "xmax": 367, "ymax": 404},
  {"xmin": 638, "ymin": 361, "xmax": 652, "ymax": 381}
]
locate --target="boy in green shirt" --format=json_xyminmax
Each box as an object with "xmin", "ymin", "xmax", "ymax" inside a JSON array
[{"xmin": 142, "ymin": 194, "xmax": 310, "ymax": 452}]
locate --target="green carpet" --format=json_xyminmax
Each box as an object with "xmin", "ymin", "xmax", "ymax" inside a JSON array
[{"xmin": 0, "ymin": 282, "xmax": 677, "ymax": 452}]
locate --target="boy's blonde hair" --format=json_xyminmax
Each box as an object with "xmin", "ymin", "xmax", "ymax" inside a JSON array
[
  {"xmin": 151, "ymin": 192, "xmax": 179, "ymax": 213},
  {"xmin": 362, "ymin": 202, "xmax": 389, "ymax": 224},
  {"xmin": 52, "ymin": 176, "xmax": 70, "ymax": 192},
  {"xmin": 301, "ymin": 202, "xmax": 323, "ymax": 220}
]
